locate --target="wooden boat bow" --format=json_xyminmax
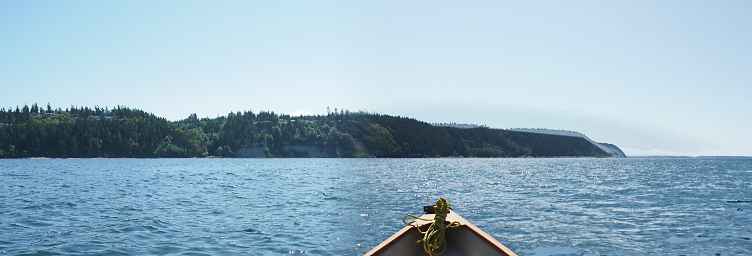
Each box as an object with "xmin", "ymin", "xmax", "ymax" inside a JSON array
[{"xmin": 364, "ymin": 210, "xmax": 518, "ymax": 256}]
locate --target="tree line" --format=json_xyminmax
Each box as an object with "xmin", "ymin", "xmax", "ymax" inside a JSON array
[{"xmin": 0, "ymin": 104, "xmax": 610, "ymax": 158}]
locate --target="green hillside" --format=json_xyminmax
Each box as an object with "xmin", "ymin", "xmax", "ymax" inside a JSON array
[{"xmin": 0, "ymin": 105, "xmax": 614, "ymax": 158}]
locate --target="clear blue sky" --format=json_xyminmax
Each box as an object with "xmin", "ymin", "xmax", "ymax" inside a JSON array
[{"xmin": 1, "ymin": 1, "xmax": 750, "ymax": 156}]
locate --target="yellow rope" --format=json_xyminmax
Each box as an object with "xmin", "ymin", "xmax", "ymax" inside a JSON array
[{"xmin": 404, "ymin": 198, "xmax": 461, "ymax": 256}]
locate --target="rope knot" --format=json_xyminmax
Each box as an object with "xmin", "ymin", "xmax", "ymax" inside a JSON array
[{"xmin": 405, "ymin": 198, "xmax": 462, "ymax": 256}]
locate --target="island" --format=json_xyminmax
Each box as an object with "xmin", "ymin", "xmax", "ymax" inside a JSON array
[{"xmin": 0, "ymin": 104, "xmax": 625, "ymax": 158}]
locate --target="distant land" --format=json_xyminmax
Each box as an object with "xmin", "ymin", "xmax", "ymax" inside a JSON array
[
  {"xmin": 628, "ymin": 156, "xmax": 752, "ymax": 159},
  {"xmin": 0, "ymin": 104, "xmax": 625, "ymax": 158},
  {"xmin": 507, "ymin": 128, "xmax": 627, "ymax": 157}
]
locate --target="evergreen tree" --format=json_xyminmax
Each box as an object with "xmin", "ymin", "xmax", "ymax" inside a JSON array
[{"xmin": 0, "ymin": 104, "xmax": 611, "ymax": 158}]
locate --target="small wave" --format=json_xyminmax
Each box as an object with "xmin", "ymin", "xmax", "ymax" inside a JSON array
[
  {"xmin": 180, "ymin": 252, "xmax": 212, "ymax": 256},
  {"xmin": 13, "ymin": 249, "xmax": 62, "ymax": 256},
  {"xmin": 119, "ymin": 225, "xmax": 155, "ymax": 233},
  {"xmin": 666, "ymin": 236, "xmax": 694, "ymax": 244},
  {"xmin": 2, "ymin": 173, "xmax": 31, "ymax": 177},
  {"xmin": 20, "ymin": 201, "xmax": 76, "ymax": 210},
  {"xmin": 323, "ymin": 196, "xmax": 340, "ymax": 201},
  {"xmin": 240, "ymin": 227, "xmax": 264, "ymax": 234},
  {"xmin": 150, "ymin": 218, "xmax": 171, "ymax": 229},
  {"xmin": 219, "ymin": 184, "xmax": 237, "ymax": 189},
  {"xmin": 116, "ymin": 206, "xmax": 142, "ymax": 212},
  {"xmin": 148, "ymin": 244, "xmax": 184, "ymax": 255},
  {"xmin": 91, "ymin": 249, "xmax": 130, "ymax": 256},
  {"xmin": 321, "ymin": 191, "xmax": 341, "ymax": 201},
  {"xmin": 17, "ymin": 219, "xmax": 54, "ymax": 227},
  {"xmin": 525, "ymin": 246, "xmax": 583, "ymax": 256}
]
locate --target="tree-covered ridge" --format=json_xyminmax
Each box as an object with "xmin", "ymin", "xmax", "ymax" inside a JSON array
[{"xmin": 0, "ymin": 104, "xmax": 613, "ymax": 158}]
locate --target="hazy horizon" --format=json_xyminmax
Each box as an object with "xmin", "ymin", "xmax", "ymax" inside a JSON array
[{"xmin": 2, "ymin": 1, "xmax": 750, "ymax": 156}]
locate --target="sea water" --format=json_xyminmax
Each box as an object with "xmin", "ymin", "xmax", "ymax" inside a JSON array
[{"xmin": 1, "ymin": 158, "xmax": 750, "ymax": 255}]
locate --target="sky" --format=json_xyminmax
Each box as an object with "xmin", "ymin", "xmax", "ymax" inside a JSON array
[{"xmin": 1, "ymin": 1, "xmax": 750, "ymax": 156}]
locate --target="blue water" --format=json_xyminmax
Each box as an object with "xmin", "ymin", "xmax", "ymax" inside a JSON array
[{"xmin": 1, "ymin": 158, "xmax": 751, "ymax": 255}]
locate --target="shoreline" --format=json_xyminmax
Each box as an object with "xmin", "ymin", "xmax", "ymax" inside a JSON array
[{"xmin": 4, "ymin": 156, "xmax": 629, "ymax": 160}]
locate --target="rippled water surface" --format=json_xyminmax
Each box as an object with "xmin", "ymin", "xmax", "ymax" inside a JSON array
[{"xmin": 1, "ymin": 158, "xmax": 751, "ymax": 255}]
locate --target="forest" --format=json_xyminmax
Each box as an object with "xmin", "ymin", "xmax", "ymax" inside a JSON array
[{"xmin": 0, "ymin": 104, "xmax": 612, "ymax": 158}]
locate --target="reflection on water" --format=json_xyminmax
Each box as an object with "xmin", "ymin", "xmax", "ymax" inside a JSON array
[{"xmin": 0, "ymin": 158, "xmax": 751, "ymax": 255}]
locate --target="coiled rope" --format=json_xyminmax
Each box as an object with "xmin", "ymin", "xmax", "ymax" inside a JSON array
[{"xmin": 404, "ymin": 198, "xmax": 461, "ymax": 256}]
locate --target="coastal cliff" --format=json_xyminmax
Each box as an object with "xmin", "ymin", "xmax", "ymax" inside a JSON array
[{"xmin": 508, "ymin": 128, "xmax": 626, "ymax": 157}]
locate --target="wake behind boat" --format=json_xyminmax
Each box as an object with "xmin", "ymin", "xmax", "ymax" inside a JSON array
[{"xmin": 365, "ymin": 199, "xmax": 518, "ymax": 256}]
